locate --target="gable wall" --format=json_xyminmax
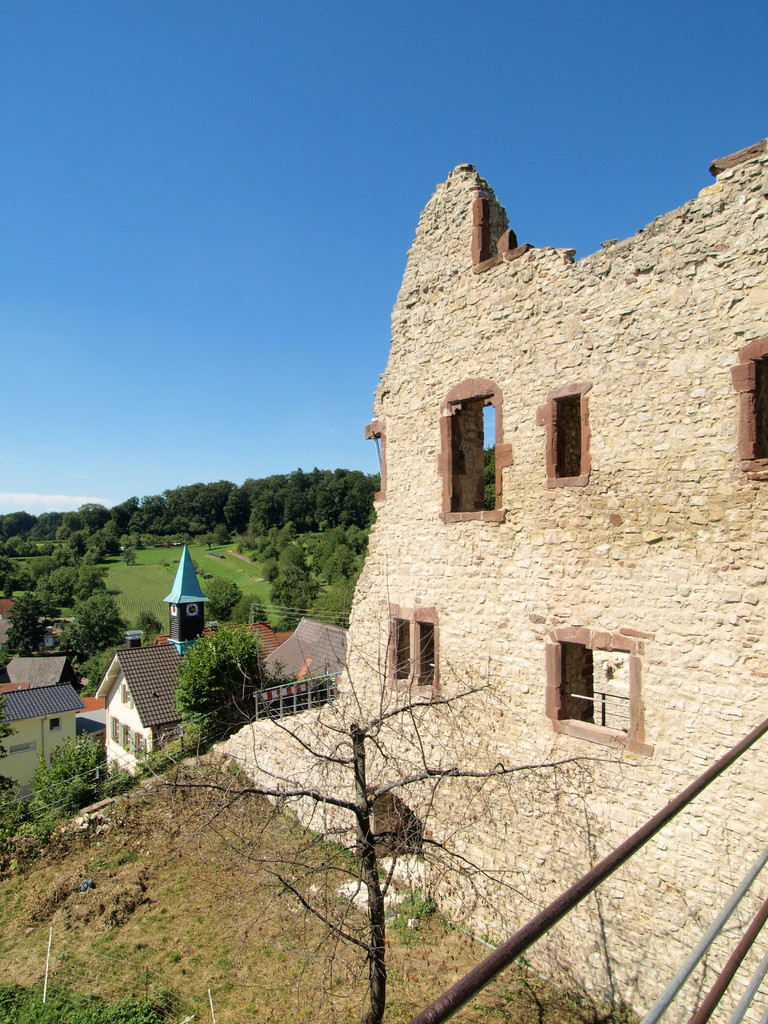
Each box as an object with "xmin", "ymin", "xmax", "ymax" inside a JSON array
[
  {"xmin": 3, "ymin": 710, "xmax": 78, "ymax": 794},
  {"xmin": 103, "ymin": 662, "xmax": 151, "ymax": 772},
  {"xmin": 344, "ymin": 146, "xmax": 768, "ymax": 1013}
]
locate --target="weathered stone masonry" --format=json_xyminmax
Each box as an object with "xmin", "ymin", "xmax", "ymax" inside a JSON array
[
  {"xmin": 344, "ymin": 140, "xmax": 768, "ymax": 1013},
  {"xmin": 222, "ymin": 140, "xmax": 768, "ymax": 1018}
]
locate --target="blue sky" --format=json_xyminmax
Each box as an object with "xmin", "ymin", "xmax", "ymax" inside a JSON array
[{"xmin": 1, "ymin": 1, "xmax": 766, "ymax": 515}]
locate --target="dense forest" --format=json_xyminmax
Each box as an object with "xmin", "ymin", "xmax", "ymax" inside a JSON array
[{"xmin": 0, "ymin": 468, "xmax": 378, "ymax": 546}]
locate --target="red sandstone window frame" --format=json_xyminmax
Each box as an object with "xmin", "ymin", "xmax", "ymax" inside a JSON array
[
  {"xmin": 731, "ymin": 337, "xmax": 768, "ymax": 480},
  {"xmin": 388, "ymin": 604, "xmax": 439, "ymax": 693},
  {"xmin": 438, "ymin": 379, "xmax": 513, "ymax": 523},
  {"xmin": 364, "ymin": 420, "xmax": 387, "ymax": 499},
  {"xmin": 536, "ymin": 381, "xmax": 592, "ymax": 488},
  {"xmin": 545, "ymin": 626, "xmax": 652, "ymax": 756}
]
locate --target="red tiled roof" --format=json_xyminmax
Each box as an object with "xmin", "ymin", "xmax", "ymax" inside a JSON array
[
  {"xmin": 0, "ymin": 599, "xmax": 13, "ymax": 617},
  {"xmin": 1, "ymin": 682, "xmax": 29, "ymax": 693},
  {"xmin": 81, "ymin": 696, "xmax": 105, "ymax": 711}
]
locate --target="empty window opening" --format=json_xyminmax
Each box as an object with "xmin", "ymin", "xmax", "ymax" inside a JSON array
[
  {"xmin": 417, "ymin": 622, "xmax": 435, "ymax": 686},
  {"xmin": 756, "ymin": 357, "xmax": 768, "ymax": 459},
  {"xmin": 389, "ymin": 606, "xmax": 439, "ymax": 691},
  {"xmin": 450, "ymin": 398, "xmax": 488, "ymax": 513},
  {"xmin": 555, "ymin": 395, "xmax": 582, "ymax": 478},
  {"xmin": 537, "ymin": 381, "xmax": 592, "ymax": 488},
  {"xmin": 440, "ymin": 379, "xmax": 511, "ymax": 521},
  {"xmin": 394, "ymin": 618, "xmax": 410, "ymax": 680},
  {"xmin": 560, "ymin": 642, "xmax": 594, "ymax": 723},
  {"xmin": 483, "ymin": 404, "xmax": 496, "ymax": 510},
  {"xmin": 559, "ymin": 643, "xmax": 631, "ymax": 731}
]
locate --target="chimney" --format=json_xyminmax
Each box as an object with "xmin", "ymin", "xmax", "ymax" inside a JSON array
[{"xmin": 125, "ymin": 630, "xmax": 143, "ymax": 649}]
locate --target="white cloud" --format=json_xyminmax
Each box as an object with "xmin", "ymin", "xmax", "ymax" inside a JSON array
[{"xmin": 0, "ymin": 492, "xmax": 110, "ymax": 513}]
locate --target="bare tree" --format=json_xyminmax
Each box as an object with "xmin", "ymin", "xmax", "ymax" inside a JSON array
[{"xmin": 167, "ymin": 661, "xmax": 609, "ymax": 1024}]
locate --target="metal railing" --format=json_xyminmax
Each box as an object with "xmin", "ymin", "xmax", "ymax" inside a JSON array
[
  {"xmin": 254, "ymin": 671, "xmax": 339, "ymax": 721},
  {"xmin": 568, "ymin": 689, "xmax": 630, "ymax": 728}
]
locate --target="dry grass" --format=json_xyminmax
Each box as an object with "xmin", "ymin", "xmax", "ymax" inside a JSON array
[{"xmin": 0, "ymin": 765, "xmax": 624, "ymax": 1024}]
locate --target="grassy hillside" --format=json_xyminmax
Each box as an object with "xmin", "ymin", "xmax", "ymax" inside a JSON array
[
  {"xmin": 104, "ymin": 545, "xmax": 271, "ymax": 625},
  {"xmin": 0, "ymin": 763, "xmax": 617, "ymax": 1024}
]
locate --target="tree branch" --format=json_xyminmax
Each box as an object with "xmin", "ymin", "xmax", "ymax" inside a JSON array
[
  {"xmin": 369, "ymin": 755, "xmax": 612, "ymax": 802},
  {"xmin": 165, "ymin": 778, "xmax": 359, "ymax": 814},
  {"xmin": 273, "ymin": 873, "xmax": 371, "ymax": 953}
]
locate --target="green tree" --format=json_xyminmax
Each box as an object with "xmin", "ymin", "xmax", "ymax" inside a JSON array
[
  {"xmin": 122, "ymin": 545, "xmax": 137, "ymax": 565},
  {"xmin": 175, "ymin": 626, "xmax": 265, "ymax": 728},
  {"xmin": 79, "ymin": 648, "xmax": 113, "ymax": 697},
  {"xmin": 212, "ymin": 522, "xmax": 231, "ymax": 546},
  {"xmin": 310, "ymin": 577, "xmax": 357, "ymax": 627},
  {"xmin": 74, "ymin": 564, "xmax": 107, "ymax": 601},
  {"xmin": 262, "ymin": 557, "xmax": 279, "ymax": 582},
  {"xmin": 136, "ymin": 610, "xmax": 163, "ymax": 640},
  {"xmin": 6, "ymin": 594, "xmax": 45, "ymax": 653},
  {"xmin": 230, "ymin": 593, "xmax": 266, "ymax": 625},
  {"xmin": 204, "ymin": 577, "xmax": 242, "ymax": 622},
  {"xmin": 63, "ymin": 592, "xmax": 125, "ymax": 662},
  {"xmin": 35, "ymin": 565, "xmax": 77, "ymax": 614},
  {"xmin": 270, "ymin": 565, "xmax": 319, "ymax": 630}
]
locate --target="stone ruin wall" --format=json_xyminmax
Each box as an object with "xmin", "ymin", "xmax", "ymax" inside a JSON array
[
  {"xmin": 221, "ymin": 141, "xmax": 768, "ymax": 1018},
  {"xmin": 344, "ymin": 141, "xmax": 768, "ymax": 1015}
]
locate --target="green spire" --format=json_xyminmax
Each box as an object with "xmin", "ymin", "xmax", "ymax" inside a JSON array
[{"xmin": 164, "ymin": 546, "xmax": 208, "ymax": 605}]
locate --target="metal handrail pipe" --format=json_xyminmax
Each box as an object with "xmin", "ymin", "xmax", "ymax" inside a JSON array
[
  {"xmin": 725, "ymin": 939, "xmax": 768, "ymax": 1024},
  {"xmin": 408, "ymin": 713, "xmax": 768, "ymax": 1024},
  {"xmin": 641, "ymin": 844, "xmax": 768, "ymax": 1024},
  {"xmin": 688, "ymin": 893, "xmax": 768, "ymax": 1024}
]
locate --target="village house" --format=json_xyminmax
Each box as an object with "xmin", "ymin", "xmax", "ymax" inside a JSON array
[
  {"xmin": 1, "ymin": 684, "xmax": 85, "ymax": 794},
  {"xmin": 0, "ymin": 655, "xmax": 78, "ymax": 691},
  {"xmin": 222, "ymin": 139, "xmax": 768, "ymax": 1017}
]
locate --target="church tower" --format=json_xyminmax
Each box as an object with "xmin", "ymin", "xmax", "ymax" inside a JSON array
[{"xmin": 164, "ymin": 545, "xmax": 208, "ymax": 654}]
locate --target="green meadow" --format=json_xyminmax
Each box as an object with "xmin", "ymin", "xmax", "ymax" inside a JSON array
[{"xmin": 103, "ymin": 545, "xmax": 271, "ymax": 625}]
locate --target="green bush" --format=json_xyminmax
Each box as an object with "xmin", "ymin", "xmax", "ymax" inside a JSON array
[
  {"xmin": 27, "ymin": 736, "xmax": 107, "ymax": 839},
  {"xmin": 0, "ymin": 984, "xmax": 172, "ymax": 1023}
]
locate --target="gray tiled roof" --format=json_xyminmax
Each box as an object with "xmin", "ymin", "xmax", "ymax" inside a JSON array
[
  {"xmin": 2, "ymin": 684, "xmax": 85, "ymax": 722},
  {"xmin": 265, "ymin": 618, "xmax": 347, "ymax": 680},
  {"xmin": 1, "ymin": 656, "xmax": 74, "ymax": 688},
  {"xmin": 114, "ymin": 644, "xmax": 182, "ymax": 729}
]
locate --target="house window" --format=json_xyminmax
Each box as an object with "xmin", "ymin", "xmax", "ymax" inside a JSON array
[
  {"xmin": 48, "ymin": 717, "xmax": 61, "ymax": 732},
  {"xmin": 111, "ymin": 716, "xmax": 119, "ymax": 742},
  {"xmin": 364, "ymin": 420, "xmax": 387, "ymax": 500},
  {"xmin": 389, "ymin": 605, "xmax": 439, "ymax": 692},
  {"xmin": 439, "ymin": 379, "xmax": 513, "ymax": 523},
  {"xmin": 537, "ymin": 381, "xmax": 592, "ymax": 487},
  {"xmin": 122, "ymin": 723, "xmax": 130, "ymax": 748},
  {"xmin": 545, "ymin": 626, "xmax": 652, "ymax": 755},
  {"xmin": 9, "ymin": 741, "xmax": 36, "ymax": 754},
  {"xmin": 731, "ymin": 337, "xmax": 768, "ymax": 477}
]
